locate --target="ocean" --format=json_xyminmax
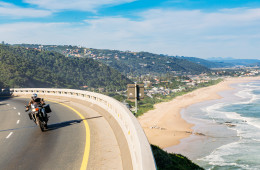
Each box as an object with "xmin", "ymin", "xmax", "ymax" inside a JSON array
[{"xmin": 165, "ymin": 80, "xmax": 260, "ymax": 170}]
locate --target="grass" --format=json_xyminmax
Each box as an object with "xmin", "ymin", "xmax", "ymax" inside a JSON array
[{"xmin": 151, "ymin": 145, "xmax": 204, "ymax": 170}]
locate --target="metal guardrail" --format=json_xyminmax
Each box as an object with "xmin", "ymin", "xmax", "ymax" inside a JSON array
[{"xmin": 11, "ymin": 88, "xmax": 156, "ymax": 170}]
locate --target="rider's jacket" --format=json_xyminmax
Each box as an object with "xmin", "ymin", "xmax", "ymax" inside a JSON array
[{"xmin": 28, "ymin": 98, "xmax": 45, "ymax": 108}]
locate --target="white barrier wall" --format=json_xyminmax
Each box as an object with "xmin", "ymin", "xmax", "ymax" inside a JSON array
[{"xmin": 11, "ymin": 88, "xmax": 156, "ymax": 170}]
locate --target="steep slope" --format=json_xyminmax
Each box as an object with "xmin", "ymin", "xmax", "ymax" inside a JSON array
[
  {"xmin": 0, "ymin": 45, "xmax": 132, "ymax": 90},
  {"xmin": 151, "ymin": 145, "xmax": 203, "ymax": 170}
]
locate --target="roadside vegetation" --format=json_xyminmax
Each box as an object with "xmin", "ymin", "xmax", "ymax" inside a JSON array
[
  {"xmin": 151, "ymin": 145, "xmax": 204, "ymax": 170},
  {"xmin": 104, "ymin": 78, "xmax": 223, "ymax": 117},
  {"xmin": 128, "ymin": 78, "xmax": 223, "ymax": 117},
  {"xmin": 0, "ymin": 45, "xmax": 132, "ymax": 91}
]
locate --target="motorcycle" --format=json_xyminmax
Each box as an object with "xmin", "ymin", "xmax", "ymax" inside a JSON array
[{"xmin": 25, "ymin": 103, "xmax": 51, "ymax": 132}]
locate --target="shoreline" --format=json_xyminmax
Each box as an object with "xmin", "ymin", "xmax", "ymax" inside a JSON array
[{"xmin": 138, "ymin": 76, "xmax": 260, "ymax": 149}]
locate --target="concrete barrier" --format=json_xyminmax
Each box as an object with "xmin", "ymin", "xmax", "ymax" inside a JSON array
[{"xmin": 11, "ymin": 88, "xmax": 156, "ymax": 170}]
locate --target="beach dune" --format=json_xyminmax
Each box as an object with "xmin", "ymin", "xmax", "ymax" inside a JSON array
[{"xmin": 138, "ymin": 77, "xmax": 260, "ymax": 149}]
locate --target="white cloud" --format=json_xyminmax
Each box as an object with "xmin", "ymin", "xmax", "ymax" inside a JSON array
[
  {"xmin": 24, "ymin": 0, "xmax": 136, "ymax": 11},
  {"xmin": 1, "ymin": 7, "xmax": 260, "ymax": 59},
  {"xmin": 0, "ymin": 1, "xmax": 51, "ymax": 18},
  {"xmin": 0, "ymin": 22, "xmax": 79, "ymax": 45},
  {"xmin": 80, "ymin": 8, "xmax": 260, "ymax": 58}
]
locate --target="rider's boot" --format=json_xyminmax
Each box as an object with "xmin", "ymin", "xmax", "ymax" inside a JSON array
[{"xmin": 28, "ymin": 113, "xmax": 32, "ymax": 120}]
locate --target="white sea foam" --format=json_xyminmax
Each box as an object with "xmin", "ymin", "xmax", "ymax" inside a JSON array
[
  {"xmin": 245, "ymin": 118, "xmax": 260, "ymax": 129},
  {"xmin": 203, "ymin": 103, "xmax": 245, "ymax": 124},
  {"xmin": 235, "ymin": 89, "xmax": 253, "ymax": 99},
  {"xmin": 204, "ymin": 103, "xmax": 228, "ymax": 118},
  {"xmin": 203, "ymin": 97, "xmax": 260, "ymax": 130},
  {"xmin": 199, "ymin": 141, "xmax": 251, "ymax": 169},
  {"xmin": 199, "ymin": 141, "xmax": 240, "ymax": 162},
  {"xmin": 234, "ymin": 88, "xmax": 260, "ymax": 105},
  {"xmin": 223, "ymin": 111, "xmax": 260, "ymax": 130},
  {"xmin": 225, "ymin": 111, "xmax": 243, "ymax": 120},
  {"xmin": 204, "ymin": 103, "xmax": 227, "ymax": 112},
  {"xmin": 199, "ymin": 139, "xmax": 259, "ymax": 170},
  {"xmin": 197, "ymin": 81, "xmax": 260, "ymax": 169},
  {"xmin": 252, "ymin": 138, "xmax": 260, "ymax": 142},
  {"xmin": 239, "ymin": 83, "xmax": 259, "ymax": 88}
]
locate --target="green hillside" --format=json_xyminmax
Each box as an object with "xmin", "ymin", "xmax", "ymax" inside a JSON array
[
  {"xmin": 0, "ymin": 45, "xmax": 132, "ymax": 90},
  {"xmin": 93, "ymin": 51, "xmax": 211, "ymax": 75},
  {"xmin": 14, "ymin": 44, "xmax": 210, "ymax": 75}
]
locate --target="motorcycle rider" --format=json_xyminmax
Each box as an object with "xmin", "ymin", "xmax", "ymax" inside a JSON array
[
  {"xmin": 26, "ymin": 93, "xmax": 48, "ymax": 122},
  {"xmin": 28, "ymin": 93, "xmax": 45, "ymax": 106}
]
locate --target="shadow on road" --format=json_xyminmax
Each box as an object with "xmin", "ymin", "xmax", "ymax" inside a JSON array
[
  {"xmin": 47, "ymin": 116, "xmax": 102, "ymax": 131},
  {"xmin": 0, "ymin": 116, "xmax": 102, "ymax": 133},
  {"xmin": 0, "ymin": 96, "xmax": 12, "ymax": 102}
]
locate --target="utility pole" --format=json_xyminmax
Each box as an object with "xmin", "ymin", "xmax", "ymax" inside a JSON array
[{"xmin": 135, "ymin": 82, "xmax": 138, "ymax": 114}]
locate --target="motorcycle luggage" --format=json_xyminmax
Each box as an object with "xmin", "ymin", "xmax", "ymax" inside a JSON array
[{"xmin": 44, "ymin": 104, "xmax": 52, "ymax": 113}]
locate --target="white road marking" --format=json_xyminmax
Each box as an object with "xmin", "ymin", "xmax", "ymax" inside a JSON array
[
  {"xmin": 7, "ymin": 104, "xmax": 10, "ymax": 106},
  {"xmin": 17, "ymin": 120, "xmax": 20, "ymax": 124},
  {"xmin": 18, "ymin": 112, "xmax": 20, "ymax": 115},
  {"xmin": 13, "ymin": 107, "xmax": 16, "ymax": 109},
  {"xmin": 6, "ymin": 132, "xmax": 13, "ymax": 139}
]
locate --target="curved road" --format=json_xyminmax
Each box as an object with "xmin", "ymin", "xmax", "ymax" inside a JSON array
[{"xmin": 0, "ymin": 96, "xmax": 129, "ymax": 170}]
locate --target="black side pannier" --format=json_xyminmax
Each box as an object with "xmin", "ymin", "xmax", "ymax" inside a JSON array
[{"xmin": 44, "ymin": 104, "xmax": 52, "ymax": 113}]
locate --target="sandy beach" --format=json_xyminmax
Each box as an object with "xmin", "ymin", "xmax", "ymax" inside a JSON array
[{"xmin": 138, "ymin": 76, "xmax": 260, "ymax": 149}]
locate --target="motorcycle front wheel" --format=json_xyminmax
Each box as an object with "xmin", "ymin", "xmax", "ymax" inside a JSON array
[
  {"xmin": 44, "ymin": 123, "xmax": 48, "ymax": 129},
  {"xmin": 36, "ymin": 117, "xmax": 45, "ymax": 132}
]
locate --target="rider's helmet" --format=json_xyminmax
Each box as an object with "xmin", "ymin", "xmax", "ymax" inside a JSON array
[{"xmin": 32, "ymin": 93, "xmax": 37, "ymax": 100}]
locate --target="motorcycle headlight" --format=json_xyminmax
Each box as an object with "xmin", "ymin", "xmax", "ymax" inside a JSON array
[{"xmin": 32, "ymin": 108, "xmax": 39, "ymax": 112}]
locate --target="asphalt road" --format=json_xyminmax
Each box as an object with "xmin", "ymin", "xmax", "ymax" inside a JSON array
[{"xmin": 0, "ymin": 97, "xmax": 86, "ymax": 170}]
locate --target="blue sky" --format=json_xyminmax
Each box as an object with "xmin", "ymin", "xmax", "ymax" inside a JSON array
[{"xmin": 0, "ymin": 0, "xmax": 260, "ymax": 59}]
